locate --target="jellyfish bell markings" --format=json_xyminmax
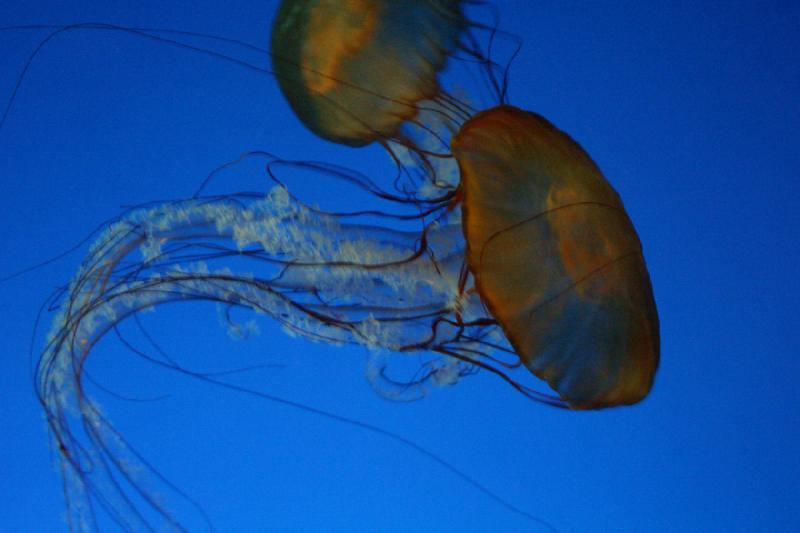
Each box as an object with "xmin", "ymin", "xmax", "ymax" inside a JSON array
[{"xmin": 453, "ymin": 105, "xmax": 660, "ymax": 409}]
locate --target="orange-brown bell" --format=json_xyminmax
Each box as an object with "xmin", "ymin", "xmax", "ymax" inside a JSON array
[
  {"xmin": 271, "ymin": 0, "xmax": 465, "ymax": 146},
  {"xmin": 453, "ymin": 105, "xmax": 659, "ymax": 409}
]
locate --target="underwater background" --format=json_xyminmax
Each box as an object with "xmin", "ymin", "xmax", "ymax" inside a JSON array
[{"xmin": 1, "ymin": 1, "xmax": 798, "ymax": 531}]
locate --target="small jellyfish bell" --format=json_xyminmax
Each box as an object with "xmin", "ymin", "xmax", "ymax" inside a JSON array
[{"xmin": 270, "ymin": 0, "xmax": 501, "ymax": 149}]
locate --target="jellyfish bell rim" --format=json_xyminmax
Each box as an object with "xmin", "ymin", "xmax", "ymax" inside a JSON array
[{"xmin": 453, "ymin": 104, "xmax": 660, "ymax": 410}]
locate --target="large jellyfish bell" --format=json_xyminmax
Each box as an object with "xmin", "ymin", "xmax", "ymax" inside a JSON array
[{"xmin": 453, "ymin": 105, "xmax": 659, "ymax": 409}]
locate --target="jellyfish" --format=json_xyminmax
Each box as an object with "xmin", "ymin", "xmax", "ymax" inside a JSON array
[
  {"xmin": 270, "ymin": 0, "xmax": 483, "ymax": 147},
  {"xmin": 39, "ymin": 103, "xmax": 658, "ymax": 530}
]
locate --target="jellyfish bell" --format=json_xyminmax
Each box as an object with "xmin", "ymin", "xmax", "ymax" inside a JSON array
[
  {"xmin": 452, "ymin": 105, "xmax": 660, "ymax": 409},
  {"xmin": 271, "ymin": 0, "xmax": 463, "ymax": 146},
  {"xmin": 270, "ymin": 0, "xmax": 492, "ymax": 148}
]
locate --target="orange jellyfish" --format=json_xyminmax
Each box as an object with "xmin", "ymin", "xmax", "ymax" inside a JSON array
[
  {"xmin": 271, "ymin": 0, "xmax": 481, "ymax": 147},
  {"xmin": 452, "ymin": 105, "xmax": 659, "ymax": 409},
  {"xmin": 35, "ymin": 104, "xmax": 659, "ymax": 530}
]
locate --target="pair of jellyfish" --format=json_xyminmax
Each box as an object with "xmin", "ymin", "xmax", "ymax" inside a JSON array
[{"xmin": 32, "ymin": 1, "xmax": 659, "ymax": 530}]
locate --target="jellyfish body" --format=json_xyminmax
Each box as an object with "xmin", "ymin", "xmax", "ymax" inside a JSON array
[
  {"xmin": 271, "ymin": 0, "xmax": 466, "ymax": 146},
  {"xmin": 452, "ymin": 105, "xmax": 659, "ymax": 409}
]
